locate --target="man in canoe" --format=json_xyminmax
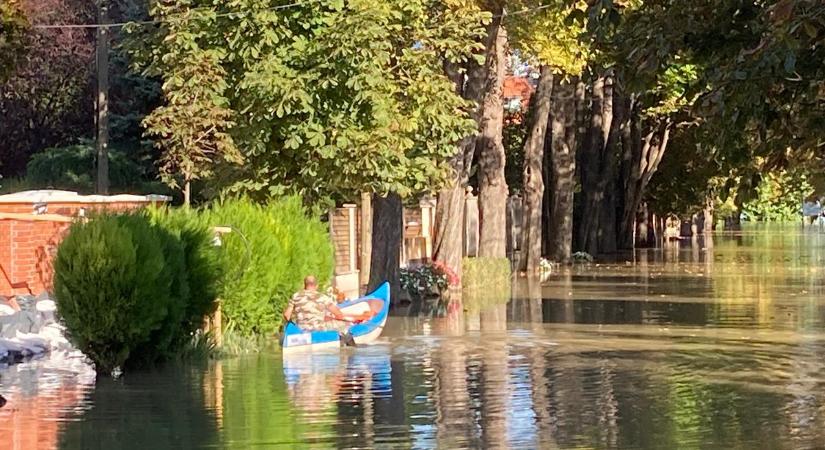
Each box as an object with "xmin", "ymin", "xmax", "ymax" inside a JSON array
[{"xmin": 283, "ymin": 275, "xmax": 356, "ymax": 345}]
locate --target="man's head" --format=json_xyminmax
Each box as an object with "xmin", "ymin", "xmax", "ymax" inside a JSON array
[{"xmin": 304, "ymin": 275, "xmax": 318, "ymax": 290}]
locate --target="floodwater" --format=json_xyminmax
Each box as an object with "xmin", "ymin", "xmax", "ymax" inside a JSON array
[{"xmin": 3, "ymin": 225, "xmax": 825, "ymax": 449}]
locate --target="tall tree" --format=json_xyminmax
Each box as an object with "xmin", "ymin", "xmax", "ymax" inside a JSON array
[
  {"xmin": 576, "ymin": 72, "xmax": 614, "ymax": 255},
  {"xmin": 0, "ymin": 0, "xmax": 28, "ymax": 84},
  {"xmin": 138, "ymin": 1, "xmax": 241, "ymax": 205},
  {"xmin": 432, "ymin": 0, "xmax": 489, "ymax": 276},
  {"xmin": 476, "ymin": 9, "xmax": 509, "ymax": 258},
  {"xmin": 507, "ymin": 0, "xmax": 589, "ymax": 269},
  {"xmin": 432, "ymin": 60, "xmax": 486, "ymax": 277},
  {"xmin": 136, "ymin": 0, "xmax": 485, "ymax": 291},
  {"xmin": 547, "ymin": 77, "xmax": 578, "ymax": 262},
  {"xmin": 0, "ymin": 0, "xmax": 95, "ymax": 177},
  {"xmin": 517, "ymin": 67, "xmax": 552, "ymax": 271}
]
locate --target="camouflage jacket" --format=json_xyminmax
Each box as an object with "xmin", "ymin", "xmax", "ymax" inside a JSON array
[{"xmin": 288, "ymin": 289, "xmax": 335, "ymax": 331}]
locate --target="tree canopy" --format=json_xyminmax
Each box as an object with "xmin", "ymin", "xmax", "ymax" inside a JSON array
[{"xmin": 130, "ymin": 0, "xmax": 489, "ymax": 203}]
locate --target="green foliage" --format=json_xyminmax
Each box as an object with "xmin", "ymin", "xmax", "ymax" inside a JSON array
[
  {"xmin": 217, "ymin": 328, "xmax": 270, "ymax": 356},
  {"xmin": 24, "ymin": 143, "xmax": 171, "ymax": 195},
  {"xmin": 142, "ymin": 206, "xmax": 222, "ymax": 363},
  {"xmin": 139, "ymin": 18, "xmax": 241, "ymax": 201},
  {"xmin": 503, "ymin": 115, "xmax": 527, "ymax": 193},
  {"xmin": 54, "ymin": 211, "xmax": 220, "ymax": 374},
  {"xmin": 0, "ymin": 176, "xmax": 30, "ymax": 194},
  {"xmin": 202, "ymin": 196, "xmax": 334, "ymax": 336},
  {"xmin": 741, "ymin": 169, "xmax": 812, "ymax": 223},
  {"xmin": 54, "ymin": 213, "xmax": 172, "ymax": 374},
  {"xmin": 400, "ymin": 261, "xmax": 458, "ymax": 298},
  {"xmin": 130, "ymin": 0, "xmax": 487, "ymax": 203},
  {"xmin": 461, "ymin": 257, "xmax": 511, "ymax": 311},
  {"xmin": 507, "ymin": 0, "xmax": 590, "ymax": 74},
  {"xmin": 647, "ymin": 126, "xmax": 723, "ymax": 218},
  {"xmin": 0, "ymin": 0, "xmax": 28, "ymax": 83}
]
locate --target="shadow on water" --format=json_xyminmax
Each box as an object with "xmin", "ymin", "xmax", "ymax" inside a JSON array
[
  {"xmin": 6, "ymin": 225, "xmax": 825, "ymax": 448},
  {"xmin": 56, "ymin": 364, "xmax": 220, "ymax": 450}
]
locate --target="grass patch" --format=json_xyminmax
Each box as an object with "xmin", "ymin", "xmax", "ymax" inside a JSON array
[{"xmin": 461, "ymin": 257, "xmax": 512, "ymax": 312}]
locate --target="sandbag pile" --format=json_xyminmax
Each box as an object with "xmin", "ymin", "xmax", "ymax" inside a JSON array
[{"xmin": 0, "ymin": 293, "xmax": 74, "ymax": 364}]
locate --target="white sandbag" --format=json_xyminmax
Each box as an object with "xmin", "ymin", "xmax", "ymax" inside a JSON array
[
  {"xmin": 35, "ymin": 300, "xmax": 56, "ymax": 312},
  {"xmin": 0, "ymin": 304, "xmax": 15, "ymax": 316}
]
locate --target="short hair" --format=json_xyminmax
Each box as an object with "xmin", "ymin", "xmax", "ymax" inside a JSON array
[{"xmin": 304, "ymin": 275, "xmax": 317, "ymax": 288}]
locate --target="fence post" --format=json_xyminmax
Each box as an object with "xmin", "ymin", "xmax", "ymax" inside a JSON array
[
  {"xmin": 420, "ymin": 197, "xmax": 436, "ymax": 259},
  {"xmin": 359, "ymin": 193, "xmax": 372, "ymax": 291},
  {"xmin": 464, "ymin": 187, "xmax": 479, "ymax": 257},
  {"xmin": 344, "ymin": 204, "xmax": 358, "ymax": 273}
]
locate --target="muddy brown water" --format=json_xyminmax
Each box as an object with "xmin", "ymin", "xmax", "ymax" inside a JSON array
[{"xmin": 2, "ymin": 225, "xmax": 825, "ymax": 449}]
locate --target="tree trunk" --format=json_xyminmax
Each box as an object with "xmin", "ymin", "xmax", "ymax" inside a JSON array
[
  {"xmin": 636, "ymin": 204, "xmax": 654, "ymax": 248},
  {"xmin": 541, "ymin": 118, "xmax": 554, "ymax": 258},
  {"xmin": 95, "ymin": 0, "xmax": 110, "ymax": 195},
  {"xmin": 433, "ymin": 184, "xmax": 465, "ymax": 274},
  {"xmin": 433, "ymin": 41, "xmax": 487, "ymax": 275},
  {"xmin": 617, "ymin": 95, "xmax": 635, "ymax": 250},
  {"xmin": 518, "ymin": 67, "xmax": 553, "ymax": 272},
  {"xmin": 618, "ymin": 104, "xmax": 671, "ymax": 250},
  {"xmin": 183, "ymin": 180, "xmax": 191, "ymax": 206},
  {"xmin": 547, "ymin": 78, "xmax": 578, "ymax": 263},
  {"xmin": 368, "ymin": 193, "xmax": 403, "ymax": 304},
  {"xmin": 476, "ymin": 14, "xmax": 508, "ymax": 259},
  {"xmin": 703, "ymin": 198, "xmax": 714, "ymax": 233},
  {"xmin": 577, "ymin": 73, "xmax": 614, "ymax": 256},
  {"xmin": 598, "ymin": 82, "xmax": 622, "ymax": 254}
]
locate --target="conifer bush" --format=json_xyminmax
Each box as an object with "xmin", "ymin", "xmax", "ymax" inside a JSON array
[
  {"xmin": 54, "ymin": 213, "xmax": 171, "ymax": 374},
  {"xmin": 147, "ymin": 207, "xmax": 220, "ymax": 340}
]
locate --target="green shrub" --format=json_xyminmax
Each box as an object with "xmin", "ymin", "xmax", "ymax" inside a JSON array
[
  {"xmin": 147, "ymin": 207, "xmax": 220, "ymax": 337},
  {"xmin": 461, "ymin": 257, "xmax": 512, "ymax": 312},
  {"xmin": 204, "ymin": 196, "xmax": 334, "ymax": 336},
  {"xmin": 54, "ymin": 213, "xmax": 172, "ymax": 374},
  {"xmin": 126, "ymin": 227, "xmax": 189, "ymax": 368},
  {"xmin": 24, "ymin": 143, "xmax": 172, "ymax": 195},
  {"xmin": 54, "ymin": 196, "xmax": 332, "ymax": 372},
  {"xmin": 54, "ymin": 210, "xmax": 220, "ymax": 373},
  {"xmin": 400, "ymin": 261, "xmax": 459, "ymax": 298}
]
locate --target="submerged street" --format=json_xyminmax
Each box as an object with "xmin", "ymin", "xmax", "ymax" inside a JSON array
[{"xmin": 3, "ymin": 225, "xmax": 825, "ymax": 449}]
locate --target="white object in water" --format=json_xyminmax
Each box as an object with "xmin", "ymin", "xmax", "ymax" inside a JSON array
[
  {"xmin": 36, "ymin": 300, "xmax": 56, "ymax": 312},
  {"xmin": 0, "ymin": 304, "xmax": 15, "ymax": 316}
]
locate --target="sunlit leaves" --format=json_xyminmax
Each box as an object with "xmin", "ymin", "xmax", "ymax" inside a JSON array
[
  {"xmin": 0, "ymin": 0, "xmax": 29, "ymax": 83},
  {"xmin": 506, "ymin": 0, "xmax": 589, "ymax": 75},
  {"xmin": 134, "ymin": 0, "xmax": 486, "ymax": 203}
]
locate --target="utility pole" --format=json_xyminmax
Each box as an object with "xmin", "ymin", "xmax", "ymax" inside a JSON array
[{"xmin": 95, "ymin": 0, "xmax": 110, "ymax": 195}]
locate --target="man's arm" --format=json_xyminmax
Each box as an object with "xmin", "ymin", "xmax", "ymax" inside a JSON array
[
  {"xmin": 327, "ymin": 303, "xmax": 348, "ymax": 321},
  {"xmin": 283, "ymin": 304, "xmax": 294, "ymax": 322}
]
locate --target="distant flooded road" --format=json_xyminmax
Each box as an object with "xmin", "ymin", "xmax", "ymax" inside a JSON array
[{"xmin": 3, "ymin": 225, "xmax": 825, "ymax": 449}]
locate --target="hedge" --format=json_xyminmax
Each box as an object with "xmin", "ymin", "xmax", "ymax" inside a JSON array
[
  {"xmin": 54, "ymin": 196, "xmax": 333, "ymax": 373},
  {"xmin": 202, "ymin": 196, "xmax": 334, "ymax": 336}
]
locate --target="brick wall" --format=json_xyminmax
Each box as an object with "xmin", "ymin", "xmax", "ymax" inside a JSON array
[{"xmin": 0, "ymin": 200, "xmax": 160, "ymax": 296}]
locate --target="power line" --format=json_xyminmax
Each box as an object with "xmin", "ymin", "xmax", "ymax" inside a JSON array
[
  {"xmin": 30, "ymin": 0, "xmax": 322, "ymax": 29},
  {"xmin": 30, "ymin": 1, "xmax": 556, "ymax": 30}
]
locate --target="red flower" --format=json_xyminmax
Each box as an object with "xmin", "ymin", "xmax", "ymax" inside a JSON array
[{"xmin": 432, "ymin": 260, "xmax": 460, "ymax": 286}]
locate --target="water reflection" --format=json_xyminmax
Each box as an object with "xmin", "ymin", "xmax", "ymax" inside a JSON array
[{"xmin": 2, "ymin": 226, "xmax": 825, "ymax": 448}]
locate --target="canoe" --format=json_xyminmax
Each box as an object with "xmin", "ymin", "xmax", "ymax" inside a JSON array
[{"xmin": 281, "ymin": 282, "xmax": 390, "ymax": 354}]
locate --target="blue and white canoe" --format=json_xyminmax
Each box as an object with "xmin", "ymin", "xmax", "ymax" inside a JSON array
[{"xmin": 281, "ymin": 282, "xmax": 390, "ymax": 354}]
